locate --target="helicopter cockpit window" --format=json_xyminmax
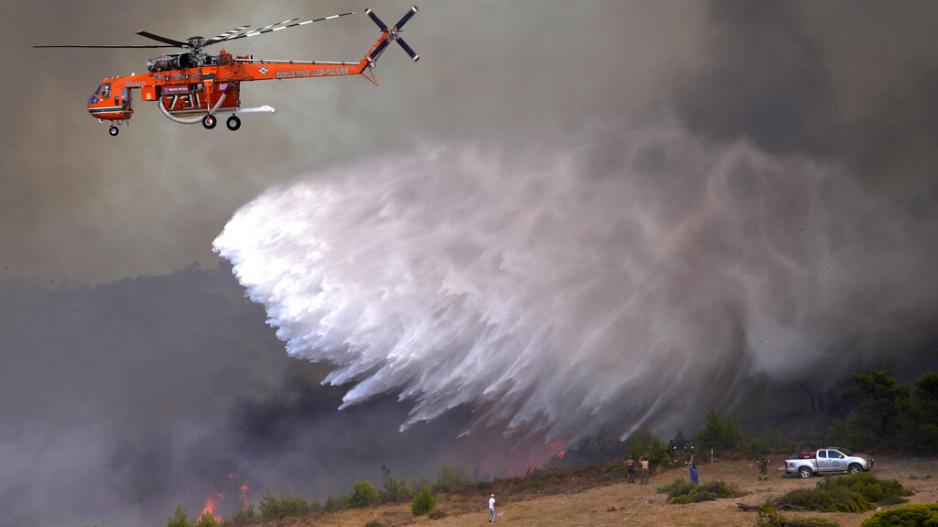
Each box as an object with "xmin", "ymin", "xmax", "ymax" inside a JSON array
[
  {"xmin": 101, "ymin": 84, "xmax": 111, "ymax": 99},
  {"xmin": 88, "ymin": 84, "xmax": 102, "ymax": 104}
]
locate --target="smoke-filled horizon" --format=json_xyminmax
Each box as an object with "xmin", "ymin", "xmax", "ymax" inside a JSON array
[
  {"xmin": 214, "ymin": 117, "xmax": 938, "ymax": 442},
  {"xmin": 4, "ymin": 1, "xmax": 938, "ymax": 526}
]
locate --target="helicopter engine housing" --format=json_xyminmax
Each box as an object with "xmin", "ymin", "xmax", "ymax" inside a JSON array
[{"xmin": 147, "ymin": 53, "xmax": 193, "ymax": 72}]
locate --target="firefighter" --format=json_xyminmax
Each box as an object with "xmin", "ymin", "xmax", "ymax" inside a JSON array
[{"xmin": 757, "ymin": 457, "xmax": 769, "ymax": 481}]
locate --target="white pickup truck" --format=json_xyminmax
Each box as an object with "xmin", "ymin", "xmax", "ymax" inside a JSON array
[{"xmin": 785, "ymin": 447, "xmax": 874, "ymax": 478}]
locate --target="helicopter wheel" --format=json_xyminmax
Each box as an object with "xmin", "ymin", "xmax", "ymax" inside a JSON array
[
  {"xmin": 108, "ymin": 125, "xmax": 119, "ymax": 137},
  {"xmin": 226, "ymin": 115, "xmax": 241, "ymax": 131},
  {"xmin": 202, "ymin": 114, "xmax": 217, "ymax": 129}
]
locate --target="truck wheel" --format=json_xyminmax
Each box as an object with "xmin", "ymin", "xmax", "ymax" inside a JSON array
[
  {"xmin": 848, "ymin": 463, "xmax": 862, "ymax": 474},
  {"xmin": 798, "ymin": 466, "xmax": 812, "ymax": 479},
  {"xmin": 108, "ymin": 126, "xmax": 119, "ymax": 137},
  {"xmin": 202, "ymin": 114, "xmax": 217, "ymax": 129}
]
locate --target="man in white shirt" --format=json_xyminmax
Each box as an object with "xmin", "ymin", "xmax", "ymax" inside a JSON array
[{"xmin": 488, "ymin": 494, "xmax": 496, "ymax": 522}]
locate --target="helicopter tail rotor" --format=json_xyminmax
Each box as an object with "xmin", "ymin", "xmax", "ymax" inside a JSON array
[{"xmin": 365, "ymin": 6, "xmax": 420, "ymax": 65}]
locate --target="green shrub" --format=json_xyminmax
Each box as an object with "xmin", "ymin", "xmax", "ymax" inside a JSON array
[
  {"xmin": 625, "ymin": 429, "xmax": 673, "ymax": 469},
  {"xmin": 167, "ymin": 505, "xmax": 191, "ymax": 527},
  {"xmin": 775, "ymin": 487, "xmax": 872, "ymax": 513},
  {"xmin": 817, "ymin": 473, "xmax": 912, "ymax": 505},
  {"xmin": 435, "ymin": 465, "xmax": 470, "ymax": 492},
  {"xmin": 861, "ymin": 503, "xmax": 938, "ymax": 527},
  {"xmin": 898, "ymin": 373, "xmax": 938, "ymax": 454},
  {"xmin": 258, "ymin": 491, "xmax": 310, "ymax": 520},
  {"xmin": 743, "ymin": 429, "xmax": 788, "ymax": 456},
  {"xmin": 657, "ymin": 479, "xmax": 697, "ymax": 497},
  {"xmin": 657, "ymin": 479, "xmax": 743, "ymax": 504},
  {"xmin": 788, "ymin": 519, "xmax": 840, "ymax": 527},
  {"xmin": 349, "ymin": 480, "xmax": 382, "ymax": 508},
  {"xmin": 696, "ymin": 410, "xmax": 744, "ymax": 452},
  {"xmin": 194, "ymin": 512, "xmax": 219, "ymax": 527},
  {"xmin": 382, "ymin": 476, "xmax": 416, "ymax": 502},
  {"xmin": 410, "ymin": 485, "xmax": 437, "ymax": 516},
  {"xmin": 517, "ymin": 479, "xmax": 546, "ymax": 492},
  {"xmin": 828, "ymin": 370, "xmax": 909, "ymax": 450},
  {"xmin": 324, "ymin": 495, "xmax": 350, "ymax": 512},
  {"xmin": 757, "ymin": 503, "xmax": 840, "ymax": 527},
  {"xmin": 225, "ymin": 504, "xmax": 256, "ymax": 525}
]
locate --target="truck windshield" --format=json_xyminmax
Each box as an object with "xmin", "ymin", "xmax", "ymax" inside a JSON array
[{"xmin": 838, "ymin": 448, "xmax": 853, "ymax": 456}]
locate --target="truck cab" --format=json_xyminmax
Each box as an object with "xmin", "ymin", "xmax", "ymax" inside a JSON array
[{"xmin": 785, "ymin": 447, "xmax": 874, "ymax": 478}]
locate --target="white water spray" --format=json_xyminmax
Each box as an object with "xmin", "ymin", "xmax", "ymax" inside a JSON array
[{"xmin": 213, "ymin": 120, "xmax": 937, "ymax": 442}]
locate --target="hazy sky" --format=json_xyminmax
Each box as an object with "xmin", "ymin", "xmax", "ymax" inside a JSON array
[
  {"xmin": 3, "ymin": 2, "xmax": 938, "ymax": 525},
  {"xmin": 3, "ymin": 0, "xmax": 937, "ymax": 283}
]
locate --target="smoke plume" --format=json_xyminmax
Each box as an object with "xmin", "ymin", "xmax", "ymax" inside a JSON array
[{"xmin": 214, "ymin": 118, "xmax": 938, "ymax": 442}]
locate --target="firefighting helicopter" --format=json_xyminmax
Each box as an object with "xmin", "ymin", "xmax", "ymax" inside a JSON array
[{"xmin": 34, "ymin": 7, "xmax": 420, "ymax": 136}]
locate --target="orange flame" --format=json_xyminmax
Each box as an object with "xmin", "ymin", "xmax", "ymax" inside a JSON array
[
  {"xmin": 239, "ymin": 484, "xmax": 250, "ymax": 510},
  {"xmin": 201, "ymin": 492, "xmax": 224, "ymax": 522},
  {"xmin": 548, "ymin": 439, "xmax": 569, "ymax": 460}
]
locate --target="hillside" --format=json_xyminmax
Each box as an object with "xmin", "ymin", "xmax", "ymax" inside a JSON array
[{"xmin": 249, "ymin": 457, "xmax": 938, "ymax": 527}]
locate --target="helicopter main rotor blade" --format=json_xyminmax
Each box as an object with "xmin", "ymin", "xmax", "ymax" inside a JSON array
[
  {"xmin": 206, "ymin": 12, "xmax": 354, "ymax": 46},
  {"xmin": 34, "ymin": 44, "xmax": 177, "ymax": 48},
  {"xmin": 210, "ymin": 24, "xmax": 252, "ymax": 42},
  {"xmin": 136, "ymin": 31, "xmax": 188, "ymax": 47}
]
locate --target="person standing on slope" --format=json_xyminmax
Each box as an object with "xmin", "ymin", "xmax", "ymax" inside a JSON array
[
  {"xmin": 488, "ymin": 494, "xmax": 497, "ymax": 522},
  {"xmin": 639, "ymin": 456, "xmax": 650, "ymax": 485},
  {"xmin": 625, "ymin": 457, "xmax": 636, "ymax": 483}
]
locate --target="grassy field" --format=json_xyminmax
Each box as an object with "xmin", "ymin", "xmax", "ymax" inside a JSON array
[{"xmin": 251, "ymin": 457, "xmax": 938, "ymax": 527}]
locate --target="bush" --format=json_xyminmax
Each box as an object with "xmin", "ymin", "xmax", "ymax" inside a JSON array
[
  {"xmin": 410, "ymin": 485, "xmax": 437, "ymax": 516},
  {"xmin": 517, "ymin": 479, "xmax": 546, "ymax": 492},
  {"xmin": 816, "ymin": 473, "xmax": 912, "ymax": 505},
  {"xmin": 349, "ymin": 480, "xmax": 382, "ymax": 508},
  {"xmin": 382, "ymin": 477, "xmax": 416, "ymax": 503},
  {"xmin": 757, "ymin": 503, "xmax": 840, "ymax": 527},
  {"xmin": 861, "ymin": 503, "xmax": 938, "ymax": 527},
  {"xmin": 625, "ymin": 429, "xmax": 673, "ymax": 469},
  {"xmin": 167, "ymin": 505, "xmax": 191, "ymax": 527},
  {"xmin": 657, "ymin": 479, "xmax": 696, "ymax": 498},
  {"xmin": 324, "ymin": 495, "xmax": 350, "ymax": 512},
  {"xmin": 435, "ymin": 466, "xmax": 470, "ymax": 492},
  {"xmin": 258, "ymin": 491, "xmax": 310, "ymax": 520},
  {"xmin": 743, "ymin": 429, "xmax": 788, "ymax": 456},
  {"xmin": 899, "ymin": 373, "xmax": 938, "ymax": 454},
  {"xmin": 226, "ymin": 504, "xmax": 256, "ymax": 525},
  {"xmin": 428, "ymin": 510, "xmax": 448, "ymax": 520},
  {"xmin": 194, "ymin": 512, "xmax": 219, "ymax": 527},
  {"xmin": 828, "ymin": 370, "xmax": 909, "ymax": 450},
  {"xmin": 657, "ymin": 479, "xmax": 744, "ymax": 504},
  {"xmin": 696, "ymin": 410, "xmax": 744, "ymax": 452},
  {"xmin": 775, "ymin": 487, "xmax": 872, "ymax": 513}
]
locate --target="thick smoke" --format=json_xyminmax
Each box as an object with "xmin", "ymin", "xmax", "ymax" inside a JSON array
[{"xmin": 214, "ymin": 118, "xmax": 938, "ymax": 442}]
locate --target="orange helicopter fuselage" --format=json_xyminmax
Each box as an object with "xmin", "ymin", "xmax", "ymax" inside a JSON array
[{"xmin": 86, "ymin": 42, "xmax": 378, "ymax": 122}]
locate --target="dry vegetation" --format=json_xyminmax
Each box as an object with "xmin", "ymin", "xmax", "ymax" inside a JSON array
[{"xmin": 246, "ymin": 457, "xmax": 938, "ymax": 527}]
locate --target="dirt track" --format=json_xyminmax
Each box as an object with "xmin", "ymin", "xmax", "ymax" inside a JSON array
[{"xmin": 267, "ymin": 457, "xmax": 938, "ymax": 527}]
